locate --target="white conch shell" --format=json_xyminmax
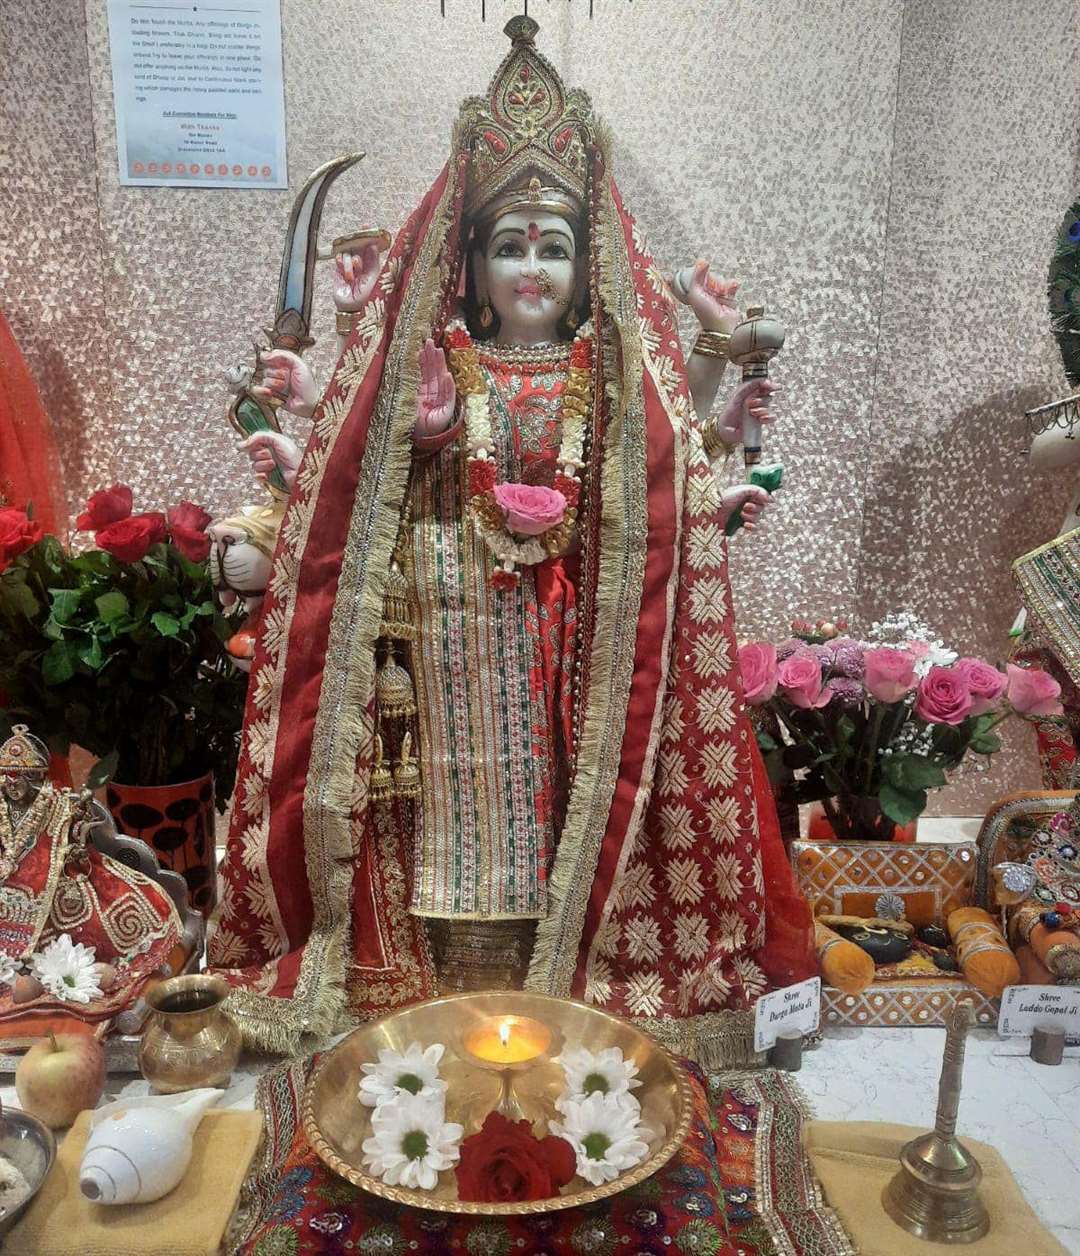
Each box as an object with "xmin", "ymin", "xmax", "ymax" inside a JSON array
[{"xmin": 79, "ymin": 1088, "xmax": 221, "ymax": 1205}]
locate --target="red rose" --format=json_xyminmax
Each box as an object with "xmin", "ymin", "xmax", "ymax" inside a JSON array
[
  {"xmin": 95, "ymin": 512, "xmax": 167, "ymax": 563},
  {"xmin": 455, "ymin": 1112, "xmax": 576, "ymax": 1203},
  {"xmin": 0, "ymin": 507, "xmax": 43, "ymax": 572},
  {"xmin": 76, "ymin": 484, "xmax": 133, "ymax": 532},
  {"xmin": 167, "ymin": 500, "xmax": 212, "ymax": 562}
]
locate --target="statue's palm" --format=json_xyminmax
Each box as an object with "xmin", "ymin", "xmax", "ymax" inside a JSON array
[
  {"xmin": 334, "ymin": 242, "xmax": 382, "ymax": 313},
  {"xmin": 416, "ymin": 338, "xmax": 456, "ymax": 438}
]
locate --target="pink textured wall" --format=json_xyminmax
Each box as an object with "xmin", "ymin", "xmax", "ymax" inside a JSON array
[{"xmin": 2, "ymin": 1, "xmax": 1078, "ymax": 811}]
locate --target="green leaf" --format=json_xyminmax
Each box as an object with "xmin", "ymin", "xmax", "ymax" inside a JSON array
[
  {"xmin": 879, "ymin": 782, "xmax": 928, "ymax": 827},
  {"xmin": 970, "ymin": 733, "xmax": 1002, "ymax": 755},
  {"xmin": 151, "ymin": 612, "xmax": 180, "ymax": 637},
  {"xmin": 41, "ymin": 640, "xmax": 76, "ymax": 685},
  {"xmin": 49, "ymin": 587, "xmax": 84, "ymax": 624},
  {"xmin": 1, "ymin": 581, "xmax": 40, "ymax": 618},
  {"xmin": 95, "ymin": 591, "xmax": 130, "ymax": 623},
  {"xmin": 894, "ymin": 755, "xmax": 947, "ymax": 791},
  {"xmin": 77, "ymin": 635, "xmax": 105, "ymax": 671},
  {"xmin": 85, "ymin": 750, "xmax": 119, "ymax": 791}
]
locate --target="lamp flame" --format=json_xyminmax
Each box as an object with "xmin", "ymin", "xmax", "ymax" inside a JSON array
[{"xmin": 499, "ymin": 1020, "xmax": 511, "ymax": 1048}]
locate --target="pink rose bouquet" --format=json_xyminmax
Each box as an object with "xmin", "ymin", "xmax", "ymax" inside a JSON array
[
  {"xmin": 493, "ymin": 483, "xmax": 566, "ymax": 537},
  {"xmin": 744, "ymin": 611, "xmax": 1061, "ymax": 840}
]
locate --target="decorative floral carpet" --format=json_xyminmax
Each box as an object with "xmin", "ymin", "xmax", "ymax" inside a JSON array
[{"xmin": 231, "ymin": 1057, "xmax": 853, "ymax": 1255}]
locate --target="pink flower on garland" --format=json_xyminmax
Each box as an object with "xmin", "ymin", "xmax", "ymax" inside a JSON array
[{"xmin": 493, "ymin": 483, "xmax": 566, "ymax": 537}]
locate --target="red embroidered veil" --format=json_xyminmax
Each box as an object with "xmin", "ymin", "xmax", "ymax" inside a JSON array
[{"xmin": 209, "ymin": 18, "xmax": 815, "ymax": 1062}]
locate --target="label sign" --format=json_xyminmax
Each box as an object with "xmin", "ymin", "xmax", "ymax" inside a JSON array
[
  {"xmin": 753, "ymin": 977, "xmax": 821, "ymax": 1053},
  {"xmin": 998, "ymin": 985, "xmax": 1080, "ymax": 1043}
]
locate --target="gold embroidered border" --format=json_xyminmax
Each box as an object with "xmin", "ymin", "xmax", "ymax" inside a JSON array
[
  {"xmin": 224, "ymin": 326, "xmax": 388, "ymax": 1053},
  {"xmin": 298, "ymin": 165, "xmax": 462, "ymax": 1034},
  {"xmin": 637, "ymin": 1008, "xmax": 762, "ymax": 1070},
  {"xmin": 1014, "ymin": 525, "xmax": 1080, "ymax": 688},
  {"xmin": 526, "ymin": 180, "xmax": 649, "ymax": 997},
  {"xmin": 581, "ymin": 333, "xmax": 688, "ymax": 985}
]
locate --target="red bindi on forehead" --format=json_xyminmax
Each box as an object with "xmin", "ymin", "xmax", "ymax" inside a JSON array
[{"xmin": 527, "ymin": 222, "xmax": 540, "ymax": 241}]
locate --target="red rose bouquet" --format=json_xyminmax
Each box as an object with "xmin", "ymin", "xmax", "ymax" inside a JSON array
[{"xmin": 0, "ymin": 489, "xmax": 244, "ymax": 800}]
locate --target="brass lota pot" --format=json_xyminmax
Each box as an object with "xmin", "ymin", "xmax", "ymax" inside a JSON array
[{"xmin": 139, "ymin": 974, "xmax": 242, "ymax": 1092}]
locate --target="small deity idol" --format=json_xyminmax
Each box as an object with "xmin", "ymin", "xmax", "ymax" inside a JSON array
[
  {"xmin": 0, "ymin": 726, "xmax": 183, "ymax": 1021},
  {"xmin": 208, "ymin": 19, "xmax": 814, "ymax": 1060}
]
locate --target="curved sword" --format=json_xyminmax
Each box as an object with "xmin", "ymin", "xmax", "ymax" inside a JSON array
[{"xmin": 271, "ymin": 151, "xmax": 366, "ymax": 350}]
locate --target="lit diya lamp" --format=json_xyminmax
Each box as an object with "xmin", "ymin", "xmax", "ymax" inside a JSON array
[{"xmin": 460, "ymin": 1015, "xmax": 560, "ymax": 1121}]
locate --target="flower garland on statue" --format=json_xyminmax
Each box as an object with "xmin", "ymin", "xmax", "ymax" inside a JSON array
[{"xmin": 444, "ymin": 319, "xmax": 593, "ymax": 591}]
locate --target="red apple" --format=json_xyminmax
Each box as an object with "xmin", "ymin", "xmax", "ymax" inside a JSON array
[{"xmin": 15, "ymin": 1032, "xmax": 106, "ymax": 1129}]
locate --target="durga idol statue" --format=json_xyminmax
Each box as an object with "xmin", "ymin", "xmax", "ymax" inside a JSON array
[{"xmin": 208, "ymin": 18, "xmax": 815, "ymax": 1063}]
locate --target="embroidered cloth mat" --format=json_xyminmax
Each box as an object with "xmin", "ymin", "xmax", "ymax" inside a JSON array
[
  {"xmin": 804, "ymin": 1120, "xmax": 1067, "ymax": 1256},
  {"xmin": 230, "ymin": 1056, "xmax": 853, "ymax": 1255}
]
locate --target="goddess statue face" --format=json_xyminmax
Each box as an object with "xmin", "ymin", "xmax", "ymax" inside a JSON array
[
  {"xmin": 476, "ymin": 210, "xmax": 580, "ymax": 345},
  {"xmin": 1, "ymin": 773, "xmax": 40, "ymax": 804}
]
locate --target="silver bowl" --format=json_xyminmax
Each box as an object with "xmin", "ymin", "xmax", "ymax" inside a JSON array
[{"xmin": 0, "ymin": 1107, "xmax": 56, "ymax": 1237}]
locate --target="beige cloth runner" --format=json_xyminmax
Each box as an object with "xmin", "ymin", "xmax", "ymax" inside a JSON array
[
  {"xmin": 804, "ymin": 1120, "xmax": 1067, "ymax": 1256},
  {"xmin": 6, "ymin": 1107, "xmax": 263, "ymax": 1256}
]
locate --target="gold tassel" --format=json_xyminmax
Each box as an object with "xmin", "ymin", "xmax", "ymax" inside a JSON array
[
  {"xmin": 379, "ymin": 561, "xmax": 417, "ymax": 641},
  {"xmin": 376, "ymin": 644, "xmax": 418, "ymax": 719},
  {"xmin": 393, "ymin": 730, "xmax": 421, "ymax": 801},
  {"xmin": 370, "ymin": 733, "xmax": 394, "ymax": 804}
]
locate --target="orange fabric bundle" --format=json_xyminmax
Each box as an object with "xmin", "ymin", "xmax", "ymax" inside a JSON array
[
  {"xmin": 1028, "ymin": 923, "xmax": 1080, "ymax": 981},
  {"xmin": 946, "ymin": 907, "xmax": 1020, "ymax": 997},
  {"xmin": 1015, "ymin": 943, "xmax": 1054, "ymax": 986},
  {"xmin": 815, "ymin": 919, "xmax": 875, "ymax": 994}
]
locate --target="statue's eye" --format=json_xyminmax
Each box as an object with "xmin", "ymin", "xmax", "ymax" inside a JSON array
[
  {"xmin": 542, "ymin": 243, "xmax": 570, "ymax": 260},
  {"xmin": 494, "ymin": 241, "xmax": 524, "ymax": 258}
]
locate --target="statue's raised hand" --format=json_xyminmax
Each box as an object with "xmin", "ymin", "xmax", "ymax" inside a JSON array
[
  {"xmin": 416, "ymin": 338, "xmax": 456, "ymax": 440},
  {"xmin": 719, "ymin": 484, "xmax": 772, "ymax": 534},
  {"xmin": 334, "ymin": 243, "xmax": 382, "ymax": 312},
  {"xmin": 682, "ymin": 260, "xmax": 740, "ymax": 333},
  {"xmin": 712, "ymin": 378, "xmax": 777, "ymax": 447},
  {"xmin": 238, "ymin": 430, "xmax": 302, "ymax": 492},
  {"xmin": 251, "ymin": 349, "xmax": 318, "ymax": 418}
]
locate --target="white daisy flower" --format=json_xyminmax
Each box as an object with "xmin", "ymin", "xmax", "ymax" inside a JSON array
[
  {"xmin": 0, "ymin": 954, "xmax": 16, "ymax": 988},
  {"xmin": 31, "ymin": 934, "xmax": 102, "ymax": 1004},
  {"xmin": 360, "ymin": 1093, "xmax": 463, "ymax": 1190},
  {"xmin": 358, "ymin": 1042, "xmax": 448, "ymax": 1109},
  {"xmin": 550, "ymin": 1092, "xmax": 651, "ymax": 1186},
  {"xmin": 557, "ymin": 1045, "xmax": 642, "ymax": 1112}
]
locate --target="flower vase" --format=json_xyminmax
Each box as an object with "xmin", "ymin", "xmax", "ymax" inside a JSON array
[
  {"xmin": 105, "ymin": 773, "xmax": 217, "ymax": 915},
  {"xmin": 806, "ymin": 796, "xmax": 917, "ymax": 844}
]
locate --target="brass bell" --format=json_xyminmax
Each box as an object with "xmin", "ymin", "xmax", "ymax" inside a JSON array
[
  {"xmin": 392, "ymin": 731, "xmax": 421, "ymax": 801},
  {"xmin": 882, "ymin": 1001, "xmax": 989, "ymax": 1244},
  {"xmin": 376, "ymin": 645, "xmax": 418, "ymax": 720},
  {"xmin": 369, "ymin": 733, "xmax": 394, "ymax": 805}
]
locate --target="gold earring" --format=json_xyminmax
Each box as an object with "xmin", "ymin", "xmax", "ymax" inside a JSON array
[
  {"xmin": 479, "ymin": 302, "xmax": 494, "ymax": 330},
  {"xmin": 566, "ymin": 307, "xmax": 579, "ymax": 331}
]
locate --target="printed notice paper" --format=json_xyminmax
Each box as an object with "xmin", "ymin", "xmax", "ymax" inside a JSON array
[
  {"xmin": 997, "ymin": 984, "xmax": 1080, "ymax": 1043},
  {"xmin": 753, "ymin": 977, "xmax": 821, "ymax": 1053},
  {"xmin": 107, "ymin": 0, "xmax": 287, "ymax": 188}
]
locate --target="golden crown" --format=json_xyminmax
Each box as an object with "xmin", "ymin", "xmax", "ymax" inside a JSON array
[
  {"xmin": 461, "ymin": 17, "xmax": 594, "ymax": 223},
  {"xmin": 0, "ymin": 724, "xmax": 49, "ymax": 775}
]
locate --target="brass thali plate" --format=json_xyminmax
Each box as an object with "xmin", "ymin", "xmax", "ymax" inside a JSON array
[{"xmin": 302, "ymin": 990, "xmax": 693, "ymax": 1215}]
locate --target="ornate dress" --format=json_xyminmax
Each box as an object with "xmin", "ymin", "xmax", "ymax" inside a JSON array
[
  {"xmin": 208, "ymin": 18, "xmax": 815, "ymax": 1062},
  {"xmin": 409, "ymin": 342, "xmax": 577, "ymax": 923}
]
